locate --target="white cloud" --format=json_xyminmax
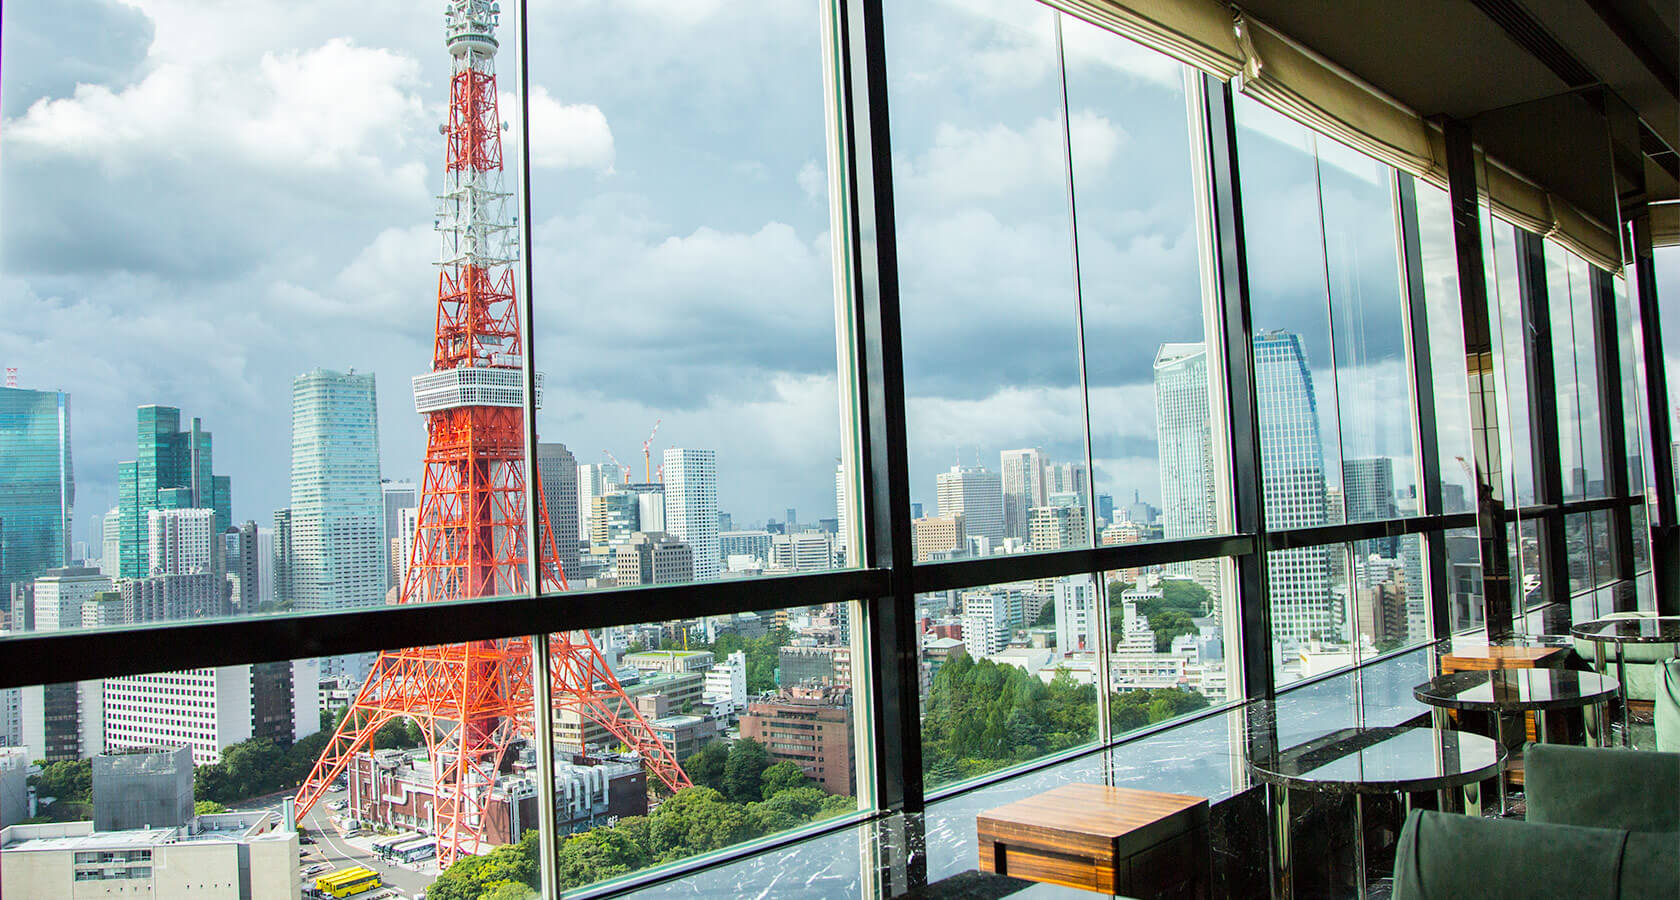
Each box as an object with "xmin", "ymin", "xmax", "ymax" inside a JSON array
[
  {"xmin": 7, "ymin": 38, "xmax": 427, "ymax": 181},
  {"xmin": 506, "ymin": 85, "xmax": 615, "ymax": 172},
  {"xmin": 797, "ymin": 160, "xmax": 826, "ymax": 202},
  {"xmin": 904, "ymin": 112, "xmax": 1123, "ymax": 200}
]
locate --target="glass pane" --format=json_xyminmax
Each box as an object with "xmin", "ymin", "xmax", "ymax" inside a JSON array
[
  {"xmin": 1235, "ymin": 98, "xmax": 1343, "ymax": 531},
  {"xmin": 1444, "ymin": 527, "xmax": 1485, "ymax": 636},
  {"xmin": 1413, "ymin": 184, "xmax": 1476, "ymax": 515},
  {"xmin": 1, "ymin": 0, "xmax": 488, "ymax": 626},
  {"xmin": 1591, "ymin": 510, "xmax": 1615, "ymax": 587},
  {"xmin": 1565, "ymin": 511, "xmax": 1591, "ymax": 597},
  {"xmin": 1060, "ymin": 17, "xmax": 1224, "ymax": 546},
  {"xmin": 1485, "ymin": 216, "xmax": 1534, "ymax": 507},
  {"xmin": 1614, "ymin": 275, "xmax": 1649, "ymax": 497},
  {"xmin": 1319, "ymin": 147, "xmax": 1415, "ymax": 523},
  {"xmin": 885, "ymin": 0, "xmax": 1088, "ymax": 559},
  {"xmin": 544, "ymin": 604, "xmax": 862, "ymax": 894},
  {"xmin": 1546, "ymin": 247, "xmax": 1589, "ymax": 501},
  {"xmin": 1354, "ymin": 533, "xmax": 1427, "ymax": 653},
  {"xmin": 525, "ymin": 0, "xmax": 851, "ymax": 585},
  {"xmin": 1656, "ymin": 245, "xmax": 1680, "ymax": 505},
  {"xmin": 1270, "ymin": 544, "xmax": 1353, "ymax": 687},
  {"xmin": 919, "ymin": 575, "xmax": 1099, "ymax": 790},
  {"xmin": 1106, "ymin": 561, "xmax": 1232, "ymax": 733},
  {"xmin": 2, "ymin": 645, "xmax": 547, "ymax": 900},
  {"xmin": 1567, "ymin": 254, "xmax": 1607, "ymax": 498}
]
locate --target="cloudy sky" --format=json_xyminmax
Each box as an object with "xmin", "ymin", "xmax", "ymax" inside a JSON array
[{"xmin": 3, "ymin": 0, "xmax": 1651, "ymax": 553}]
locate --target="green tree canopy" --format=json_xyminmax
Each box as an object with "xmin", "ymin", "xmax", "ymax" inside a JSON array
[
  {"xmin": 721, "ymin": 738, "xmax": 771, "ymax": 804},
  {"xmin": 758, "ymin": 760, "xmax": 813, "ymax": 800},
  {"xmin": 29, "ymin": 759, "xmax": 92, "ymax": 802}
]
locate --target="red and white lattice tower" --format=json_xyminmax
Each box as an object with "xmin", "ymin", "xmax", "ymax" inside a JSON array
[{"xmin": 294, "ymin": 0, "xmax": 689, "ymax": 867}]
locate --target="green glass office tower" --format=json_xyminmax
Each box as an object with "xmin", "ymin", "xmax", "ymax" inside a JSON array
[
  {"xmin": 0, "ymin": 387, "xmax": 74, "ymax": 592},
  {"xmin": 116, "ymin": 406, "xmax": 232, "ymax": 578}
]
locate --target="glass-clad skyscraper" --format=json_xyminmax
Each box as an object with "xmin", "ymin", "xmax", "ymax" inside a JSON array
[
  {"xmin": 1253, "ymin": 331, "xmax": 1336, "ymax": 644},
  {"xmin": 0, "ymin": 386, "xmax": 74, "ymax": 593},
  {"xmin": 289, "ymin": 369, "xmax": 385, "ymax": 613},
  {"xmin": 1153, "ymin": 343, "xmax": 1219, "ymax": 592},
  {"xmin": 116, "ymin": 406, "xmax": 232, "ymax": 578}
]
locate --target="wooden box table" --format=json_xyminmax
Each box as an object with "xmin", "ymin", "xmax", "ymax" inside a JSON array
[
  {"xmin": 1438, "ymin": 643, "xmax": 1568, "ymax": 674},
  {"xmin": 977, "ymin": 783, "xmax": 1209, "ymax": 898}
]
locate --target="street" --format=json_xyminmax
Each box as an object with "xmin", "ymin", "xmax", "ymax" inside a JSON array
[{"xmin": 231, "ymin": 791, "xmax": 438, "ymax": 899}]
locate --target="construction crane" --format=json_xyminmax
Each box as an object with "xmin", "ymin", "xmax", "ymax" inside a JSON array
[
  {"xmin": 642, "ymin": 419, "xmax": 662, "ymax": 482},
  {"xmin": 603, "ymin": 449, "xmax": 630, "ymax": 483}
]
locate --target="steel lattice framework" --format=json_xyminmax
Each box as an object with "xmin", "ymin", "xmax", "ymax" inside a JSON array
[{"xmin": 293, "ymin": 0, "xmax": 689, "ymax": 868}]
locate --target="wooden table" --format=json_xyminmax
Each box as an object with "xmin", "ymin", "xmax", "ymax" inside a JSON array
[
  {"xmin": 977, "ymin": 783, "xmax": 1208, "ymax": 898},
  {"xmin": 1439, "ymin": 643, "xmax": 1569, "ymax": 674}
]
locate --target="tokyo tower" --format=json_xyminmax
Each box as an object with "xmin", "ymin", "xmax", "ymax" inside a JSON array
[{"xmin": 294, "ymin": 0, "xmax": 689, "ymax": 867}]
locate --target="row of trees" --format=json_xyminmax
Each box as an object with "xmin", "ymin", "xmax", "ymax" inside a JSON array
[
  {"xmin": 194, "ymin": 710, "xmax": 425, "ymax": 805},
  {"xmin": 921, "ymin": 653, "xmax": 1208, "ymax": 787},
  {"xmin": 428, "ymin": 738, "xmax": 853, "ymax": 900}
]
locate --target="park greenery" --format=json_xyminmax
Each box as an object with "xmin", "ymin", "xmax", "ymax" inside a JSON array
[
  {"xmin": 684, "ymin": 626, "xmax": 790, "ymax": 694},
  {"xmin": 921, "ymin": 653, "xmax": 1208, "ymax": 787},
  {"xmin": 1027, "ymin": 578, "xmax": 1215, "ymax": 653},
  {"xmin": 428, "ymin": 737, "xmax": 854, "ymax": 899}
]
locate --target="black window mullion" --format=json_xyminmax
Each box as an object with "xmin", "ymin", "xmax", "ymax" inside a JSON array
[
  {"xmin": 1589, "ymin": 266, "xmax": 1637, "ymax": 593},
  {"xmin": 1513, "ymin": 229, "xmax": 1571, "ymax": 615},
  {"xmin": 1200, "ymin": 75, "xmax": 1273, "ymax": 701},
  {"xmin": 1631, "ymin": 215, "xmax": 1680, "ymax": 612}
]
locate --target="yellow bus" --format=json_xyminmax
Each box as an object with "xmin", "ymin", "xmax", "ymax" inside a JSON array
[{"xmin": 315, "ymin": 865, "xmax": 381, "ymax": 898}]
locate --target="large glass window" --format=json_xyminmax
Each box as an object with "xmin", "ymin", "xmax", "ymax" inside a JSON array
[{"xmin": 1413, "ymin": 184, "xmax": 1477, "ymax": 516}]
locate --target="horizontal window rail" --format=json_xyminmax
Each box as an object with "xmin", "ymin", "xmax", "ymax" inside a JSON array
[
  {"xmin": 0, "ymin": 567, "xmax": 890, "ymax": 690},
  {"xmin": 1507, "ymin": 495, "xmax": 1644, "ymax": 520},
  {"xmin": 1261, "ymin": 513, "xmax": 1477, "ymax": 551},
  {"xmin": 910, "ymin": 533, "xmax": 1254, "ymax": 593}
]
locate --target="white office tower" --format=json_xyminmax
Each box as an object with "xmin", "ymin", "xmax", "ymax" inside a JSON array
[
  {"xmin": 1000, "ymin": 448, "xmax": 1048, "ymax": 542},
  {"xmin": 1253, "ymin": 332, "xmax": 1335, "ymax": 645},
  {"xmin": 32, "ymin": 567, "xmax": 112, "ymax": 631},
  {"xmin": 395, "ymin": 507, "xmax": 420, "ymax": 592},
  {"xmin": 770, "ymin": 531, "xmax": 836, "ymax": 572},
  {"xmin": 663, "ymin": 448, "xmax": 719, "ymax": 581},
  {"xmin": 103, "ymin": 659, "xmax": 321, "ymax": 767},
  {"xmin": 959, "ymin": 589, "xmax": 1023, "ymax": 656},
  {"xmin": 703, "ymin": 650, "xmax": 748, "ymax": 716},
  {"xmin": 835, "ymin": 463, "xmax": 851, "ymax": 561},
  {"xmin": 380, "ymin": 480, "xmax": 417, "ymax": 589},
  {"xmin": 146, "ymin": 508, "xmax": 216, "ymax": 575},
  {"xmin": 936, "ymin": 465, "xmax": 1004, "ymax": 545},
  {"xmin": 257, "ymin": 527, "xmax": 275, "ymax": 608},
  {"xmin": 100, "ymin": 507, "xmax": 121, "ymax": 577},
  {"xmin": 1053, "ymin": 578, "xmax": 1099, "ymax": 653},
  {"xmin": 0, "ymin": 688, "xmax": 21, "ymax": 748},
  {"xmin": 291, "ymin": 369, "xmax": 383, "ymax": 684},
  {"xmin": 1154, "ymin": 343, "xmax": 1222, "ymax": 594}
]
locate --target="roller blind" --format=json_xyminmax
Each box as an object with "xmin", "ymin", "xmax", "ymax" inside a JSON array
[
  {"xmin": 1230, "ymin": 10, "xmax": 1622, "ymax": 273},
  {"xmin": 1047, "ymin": 0, "xmax": 1244, "ymax": 79},
  {"xmin": 1653, "ymin": 203, "xmax": 1680, "ymax": 249}
]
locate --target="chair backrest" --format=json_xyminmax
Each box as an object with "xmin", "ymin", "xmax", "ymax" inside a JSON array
[
  {"xmin": 1525, "ymin": 744, "xmax": 1680, "ymax": 833},
  {"xmin": 1658, "ymin": 658, "xmax": 1680, "ymax": 753},
  {"xmin": 1393, "ymin": 810, "xmax": 1673, "ymax": 900}
]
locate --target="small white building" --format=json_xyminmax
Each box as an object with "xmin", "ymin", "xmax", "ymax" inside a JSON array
[
  {"xmin": 703, "ymin": 650, "xmax": 748, "ymax": 716},
  {"xmin": 1, "ymin": 812, "xmax": 299, "ymax": 900}
]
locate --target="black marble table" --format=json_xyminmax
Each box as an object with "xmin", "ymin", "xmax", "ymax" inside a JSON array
[
  {"xmin": 1569, "ymin": 615, "xmax": 1680, "ymax": 745},
  {"xmin": 1413, "ymin": 668, "xmax": 1618, "ymax": 714},
  {"xmin": 1249, "ymin": 726, "xmax": 1504, "ymax": 899}
]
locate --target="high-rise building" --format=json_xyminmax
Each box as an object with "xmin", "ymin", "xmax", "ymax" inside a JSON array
[
  {"xmin": 535, "ymin": 443, "xmax": 580, "ymax": 583},
  {"xmin": 0, "ymin": 386, "xmax": 74, "ymax": 595},
  {"xmin": 1028, "ymin": 504, "xmax": 1088, "ymax": 553},
  {"xmin": 1345, "ymin": 456, "xmax": 1400, "ymax": 556},
  {"xmin": 912, "ymin": 514, "xmax": 966, "ymax": 562},
  {"xmin": 103, "ymin": 659, "xmax": 320, "ymax": 766},
  {"xmin": 1000, "ymin": 448, "xmax": 1047, "ymax": 542},
  {"xmin": 959, "ymin": 588, "xmax": 1023, "ymax": 656},
  {"xmin": 271, "ymin": 508, "xmax": 292, "ymax": 607},
  {"xmin": 720, "ymin": 530, "xmax": 772, "ymax": 565},
  {"xmin": 99, "ymin": 507, "xmax": 121, "ymax": 578},
  {"xmin": 394, "ymin": 507, "xmax": 419, "ymax": 594},
  {"xmin": 623, "ymin": 482, "xmax": 666, "ymax": 534},
  {"xmin": 835, "ymin": 463, "xmax": 851, "ymax": 560},
  {"xmin": 739, "ymin": 684, "xmax": 854, "ymax": 795},
  {"xmin": 1154, "ymin": 343, "xmax": 1220, "ymax": 592},
  {"xmin": 1045, "ymin": 461, "xmax": 1089, "ymax": 508},
  {"xmin": 116, "ymin": 406, "xmax": 231, "ymax": 579},
  {"xmin": 146, "ymin": 508, "xmax": 217, "ymax": 576},
  {"xmin": 1053, "ymin": 578, "xmax": 1099, "ymax": 653},
  {"xmin": 1253, "ymin": 331, "xmax": 1334, "ymax": 645},
  {"xmin": 614, "ymin": 532, "xmax": 694, "ymax": 586},
  {"xmin": 577, "ymin": 462, "xmax": 621, "ymax": 547},
  {"xmin": 663, "ymin": 448, "xmax": 718, "ymax": 581},
  {"xmin": 288, "ymin": 370, "xmax": 384, "ymax": 613},
  {"xmin": 380, "ymin": 480, "xmax": 417, "ymax": 590},
  {"xmin": 936, "ymin": 465, "xmax": 1003, "ymax": 544},
  {"xmin": 118, "ymin": 573, "xmax": 228, "ymax": 623},
  {"xmin": 32, "ymin": 566, "xmax": 112, "ymax": 632},
  {"xmin": 590, "ymin": 492, "xmax": 641, "ymax": 548},
  {"xmin": 223, "ymin": 521, "xmax": 260, "ymax": 613}
]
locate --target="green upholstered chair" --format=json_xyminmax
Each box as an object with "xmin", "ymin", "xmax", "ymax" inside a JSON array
[
  {"xmin": 1658, "ymin": 659, "xmax": 1680, "ymax": 753},
  {"xmin": 1572, "ymin": 611, "xmax": 1680, "ymax": 702},
  {"xmin": 1392, "ymin": 810, "xmax": 1674, "ymax": 900},
  {"xmin": 1524, "ymin": 743, "xmax": 1680, "ymax": 833}
]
